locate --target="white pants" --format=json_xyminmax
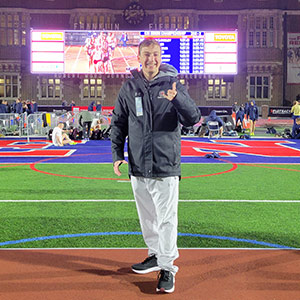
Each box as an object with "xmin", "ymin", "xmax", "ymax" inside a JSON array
[{"xmin": 131, "ymin": 176, "xmax": 179, "ymax": 275}]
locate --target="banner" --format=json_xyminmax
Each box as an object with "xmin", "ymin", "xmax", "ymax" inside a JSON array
[{"xmin": 287, "ymin": 33, "xmax": 300, "ymax": 84}]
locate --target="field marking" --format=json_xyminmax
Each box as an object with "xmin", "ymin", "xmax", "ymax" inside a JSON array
[
  {"xmin": 0, "ymin": 199, "xmax": 299, "ymax": 203},
  {"xmin": 71, "ymin": 45, "xmax": 83, "ymax": 73},
  {"xmin": 117, "ymin": 47, "xmax": 130, "ymax": 68},
  {"xmin": 0, "ymin": 231, "xmax": 294, "ymax": 249}
]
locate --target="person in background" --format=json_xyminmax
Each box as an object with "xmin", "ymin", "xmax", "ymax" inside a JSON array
[
  {"xmin": 25, "ymin": 100, "xmax": 32, "ymax": 115},
  {"xmin": 232, "ymin": 101, "xmax": 239, "ymax": 119},
  {"xmin": 32, "ymin": 99, "xmax": 38, "ymax": 113},
  {"xmin": 247, "ymin": 100, "xmax": 259, "ymax": 136},
  {"xmin": 0, "ymin": 100, "xmax": 6, "ymax": 113},
  {"xmin": 235, "ymin": 104, "xmax": 245, "ymax": 131},
  {"xmin": 111, "ymin": 38, "xmax": 200, "ymax": 294},
  {"xmin": 90, "ymin": 118, "xmax": 102, "ymax": 140},
  {"xmin": 88, "ymin": 101, "xmax": 95, "ymax": 111},
  {"xmin": 61, "ymin": 99, "xmax": 68, "ymax": 107},
  {"xmin": 96, "ymin": 100, "xmax": 102, "ymax": 112},
  {"xmin": 199, "ymin": 110, "xmax": 224, "ymax": 137},
  {"xmin": 15, "ymin": 98, "xmax": 23, "ymax": 114},
  {"xmin": 22, "ymin": 101, "xmax": 28, "ymax": 113},
  {"xmin": 70, "ymin": 100, "xmax": 76, "ymax": 108},
  {"xmin": 79, "ymin": 109, "xmax": 93, "ymax": 140},
  {"xmin": 292, "ymin": 117, "xmax": 300, "ymax": 139},
  {"xmin": 2, "ymin": 100, "xmax": 11, "ymax": 113},
  {"xmin": 52, "ymin": 122, "xmax": 76, "ymax": 146},
  {"xmin": 291, "ymin": 100, "xmax": 300, "ymax": 124}
]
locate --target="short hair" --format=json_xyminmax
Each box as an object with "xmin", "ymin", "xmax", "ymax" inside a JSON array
[{"xmin": 138, "ymin": 39, "xmax": 161, "ymax": 55}]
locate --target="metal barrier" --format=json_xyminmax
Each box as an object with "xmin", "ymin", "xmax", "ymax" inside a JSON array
[
  {"xmin": 0, "ymin": 111, "xmax": 110, "ymax": 141},
  {"xmin": 0, "ymin": 113, "xmax": 22, "ymax": 136},
  {"xmin": 26, "ymin": 113, "xmax": 48, "ymax": 141}
]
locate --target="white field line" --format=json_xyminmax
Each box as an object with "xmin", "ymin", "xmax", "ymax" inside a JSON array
[
  {"xmin": 0, "ymin": 199, "xmax": 299, "ymax": 203},
  {"xmin": 71, "ymin": 45, "xmax": 83, "ymax": 73}
]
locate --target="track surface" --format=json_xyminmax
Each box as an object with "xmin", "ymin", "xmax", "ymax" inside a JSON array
[{"xmin": 0, "ymin": 249, "xmax": 299, "ymax": 300}]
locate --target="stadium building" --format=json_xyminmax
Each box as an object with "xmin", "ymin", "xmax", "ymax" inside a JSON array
[{"xmin": 0, "ymin": 0, "xmax": 300, "ymax": 111}]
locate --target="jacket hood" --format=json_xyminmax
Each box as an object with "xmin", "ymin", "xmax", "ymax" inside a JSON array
[
  {"xmin": 156, "ymin": 63, "xmax": 178, "ymax": 79},
  {"xmin": 209, "ymin": 110, "xmax": 217, "ymax": 120}
]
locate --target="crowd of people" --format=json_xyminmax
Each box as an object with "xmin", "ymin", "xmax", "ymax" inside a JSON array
[
  {"xmin": 0, "ymin": 98, "xmax": 38, "ymax": 114},
  {"xmin": 84, "ymin": 32, "xmax": 117, "ymax": 73}
]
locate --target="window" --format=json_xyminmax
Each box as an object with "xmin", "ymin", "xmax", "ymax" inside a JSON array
[
  {"xmin": 0, "ymin": 13, "xmax": 25, "ymax": 46},
  {"xmin": 269, "ymin": 31, "xmax": 274, "ymax": 47},
  {"xmin": 13, "ymin": 14, "xmax": 19, "ymax": 28},
  {"xmin": 255, "ymin": 17, "xmax": 260, "ymax": 29},
  {"xmin": 99, "ymin": 16, "xmax": 105, "ymax": 29},
  {"xmin": 269, "ymin": 17, "xmax": 274, "ymax": 29},
  {"xmin": 86, "ymin": 16, "xmax": 91, "ymax": 30},
  {"xmin": 0, "ymin": 15, "xmax": 6, "ymax": 27},
  {"xmin": 7, "ymin": 29, "xmax": 13, "ymax": 45},
  {"xmin": 92, "ymin": 15, "xmax": 98, "ymax": 30},
  {"xmin": 249, "ymin": 31, "xmax": 254, "ymax": 47},
  {"xmin": 177, "ymin": 16, "xmax": 183, "ymax": 29},
  {"xmin": 21, "ymin": 15, "xmax": 26, "ymax": 28},
  {"xmin": 183, "ymin": 16, "xmax": 189, "ymax": 29},
  {"xmin": 0, "ymin": 74, "xmax": 19, "ymax": 99},
  {"xmin": 106, "ymin": 16, "xmax": 111, "ymax": 28},
  {"xmin": 0, "ymin": 28, "xmax": 6, "ymax": 46},
  {"xmin": 79, "ymin": 16, "xmax": 85, "ymax": 30},
  {"xmin": 249, "ymin": 76, "xmax": 270, "ymax": 100},
  {"xmin": 256, "ymin": 31, "xmax": 261, "ymax": 47},
  {"xmin": 262, "ymin": 31, "xmax": 267, "ymax": 47},
  {"xmin": 14, "ymin": 29, "xmax": 19, "ymax": 46},
  {"xmin": 7, "ymin": 15, "xmax": 12, "ymax": 28},
  {"xmin": 207, "ymin": 78, "xmax": 228, "ymax": 100},
  {"xmin": 39, "ymin": 77, "xmax": 62, "ymax": 99},
  {"xmin": 262, "ymin": 17, "xmax": 267, "ymax": 29},
  {"xmin": 247, "ymin": 15, "xmax": 276, "ymax": 48},
  {"xmin": 21, "ymin": 30, "xmax": 26, "ymax": 46},
  {"xmin": 82, "ymin": 78, "xmax": 103, "ymax": 100},
  {"xmin": 164, "ymin": 16, "xmax": 170, "ymax": 29},
  {"xmin": 171, "ymin": 16, "xmax": 176, "ymax": 29}
]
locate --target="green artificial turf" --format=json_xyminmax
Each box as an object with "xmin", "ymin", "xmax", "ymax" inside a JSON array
[
  {"xmin": 1, "ymin": 162, "xmax": 299, "ymax": 249},
  {"xmin": 0, "ymin": 202, "xmax": 299, "ymax": 249},
  {"xmin": 1, "ymin": 163, "xmax": 300, "ymax": 200}
]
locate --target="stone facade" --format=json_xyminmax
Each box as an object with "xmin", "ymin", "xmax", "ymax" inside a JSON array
[{"xmin": 0, "ymin": 0, "xmax": 300, "ymax": 108}]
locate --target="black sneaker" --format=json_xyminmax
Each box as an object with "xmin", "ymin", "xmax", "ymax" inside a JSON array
[
  {"xmin": 156, "ymin": 270, "xmax": 175, "ymax": 293},
  {"xmin": 131, "ymin": 255, "xmax": 161, "ymax": 274}
]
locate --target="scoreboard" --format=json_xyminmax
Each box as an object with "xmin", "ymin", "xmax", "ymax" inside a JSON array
[{"xmin": 31, "ymin": 30, "xmax": 238, "ymax": 75}]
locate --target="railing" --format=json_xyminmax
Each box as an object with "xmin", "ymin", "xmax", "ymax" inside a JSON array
[
  {"xmin": 0, "ymin": 113, "xmax": 22, "ymax": 136},
  {"xmin": 0, "ymin": 111, "xmax": 111, "ymax": 142}
]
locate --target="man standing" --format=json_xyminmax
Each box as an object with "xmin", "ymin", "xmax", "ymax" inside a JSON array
[
  {"xmin": 78, "ymin": 109, "xmax": 93, "ymax": 140},
  {"xmin": 110, "ymin": 39, "xmax": 200, "ymax": 293}
]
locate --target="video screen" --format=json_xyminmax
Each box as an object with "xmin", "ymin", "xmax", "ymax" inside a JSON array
[{"xmin": 31, "ymin": 30, "xmax": 238, "ymax": 75}]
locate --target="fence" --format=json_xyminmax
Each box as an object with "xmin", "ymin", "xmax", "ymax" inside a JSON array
[
  {"xmin": 0, "ymin": 111, "xmax": 111, "ymax": 142},
  {"xmin": 0, "ymin": 113, "xmax": 22, "ymax": 136}
]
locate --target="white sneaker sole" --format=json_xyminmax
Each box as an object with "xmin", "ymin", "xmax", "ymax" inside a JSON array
[{"xmin": 131, "ymin": 266, "xmax": 161, "ymax": 274}]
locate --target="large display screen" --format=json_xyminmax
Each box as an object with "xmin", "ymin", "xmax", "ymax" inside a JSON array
[{"xmin": 31, "ymin": 30, "xmax": 238, "ymax": 75}]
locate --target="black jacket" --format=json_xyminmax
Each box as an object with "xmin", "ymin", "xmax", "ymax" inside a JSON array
[{"xmin": 111, "ymin": 64, "xmax": 201, "ymax": 178}]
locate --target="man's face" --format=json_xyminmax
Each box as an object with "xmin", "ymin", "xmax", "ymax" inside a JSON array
[{"xmin": 138, "ymin": 44, "xmax": 162, "ymax": 79}]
